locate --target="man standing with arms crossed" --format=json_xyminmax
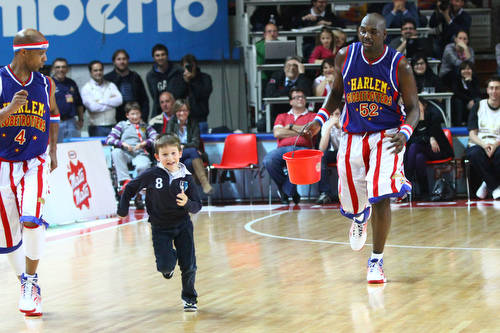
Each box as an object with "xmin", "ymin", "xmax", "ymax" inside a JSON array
[
  {"xmin": 308, "ymin": 13, "xmax": 419, "ymax": 283},
  {"xmin": 0, "ymin": 28, "xmax": 59, "ymax": 316}
]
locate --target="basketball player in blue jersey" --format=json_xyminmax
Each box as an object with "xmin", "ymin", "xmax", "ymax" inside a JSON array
[
  {"xmin": 0, "ymin": 28, "xmax": 59, "ymax": 317},
  {"xmin": 308, "ymin": 13, "xmax": 419, "ymax": 283}
]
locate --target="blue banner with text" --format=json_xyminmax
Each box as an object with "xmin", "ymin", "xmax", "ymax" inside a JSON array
[{"xmin": 0, "ymin": 0, "xmax": 229, "ymax": 64}]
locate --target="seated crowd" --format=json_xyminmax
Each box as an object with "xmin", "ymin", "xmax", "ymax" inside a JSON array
[
  {"xmin": 53, "ymin": 43, "xmax": 214, "ymax": 200},
  {"xmin": 56, "ymin": 0, "xmax": 498, "ymax": 203},
  {"xmin": 254, "ymin": 0, "xmax": 498, "ymax": 202}
]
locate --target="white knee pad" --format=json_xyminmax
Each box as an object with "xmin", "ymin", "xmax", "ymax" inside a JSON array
[
  {"xmin": 7, "ymin": 246, "xmax": 25, "ymax": 277},
  {"xmin": 23, "ymin": 225, "xmax": 46, "ymax": 260}
]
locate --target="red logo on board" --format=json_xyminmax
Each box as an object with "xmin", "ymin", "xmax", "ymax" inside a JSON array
[{"xmin": 67, "ymin": 150, "xmax": 92, "ymax": 209}]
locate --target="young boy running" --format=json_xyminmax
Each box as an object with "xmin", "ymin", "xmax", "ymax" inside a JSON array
[{"xmin": 117, "ymin": 134, "xmax": 202, "ymax": 311}]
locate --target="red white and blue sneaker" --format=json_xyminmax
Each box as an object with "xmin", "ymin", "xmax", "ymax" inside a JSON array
[
  {"xmin": 19, "ymin": 273, "xmax": 42, "ymax": 316},
  {"xmin": 367, "ymin": 258, "xmax": 387, "ymax": 284},
  {"xmin": 349, "ymin": 207, "xmax": 371, "ymax": 251}
]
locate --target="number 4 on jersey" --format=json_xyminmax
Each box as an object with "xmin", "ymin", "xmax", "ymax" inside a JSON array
[{"xmin": 14, "ymin": 129, "xmax": 26, "ymax": 145}]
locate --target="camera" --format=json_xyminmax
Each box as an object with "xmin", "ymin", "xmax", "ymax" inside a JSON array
[
  {"xmin": 438, "ymin": 0, "xmax": 450, "ymax": 11},
  {"xmin": 185, "ymin": 63, "xmax": 193, "ymax": 72}
]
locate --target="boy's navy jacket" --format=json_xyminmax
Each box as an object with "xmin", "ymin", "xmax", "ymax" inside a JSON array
[{"xmin": 117, "ymin": 163, "xmax": 202, "ymax": 228}]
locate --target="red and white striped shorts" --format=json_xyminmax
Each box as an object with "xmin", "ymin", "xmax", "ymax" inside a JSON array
[
  {"xmin": 337, "ymin": 129, "xmax": 411, "ymax": 217},
  {"xmin": 0, "ymin": 153, "xmax": 50, "ymax": 251}
]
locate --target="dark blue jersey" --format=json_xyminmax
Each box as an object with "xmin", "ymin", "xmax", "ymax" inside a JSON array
[
  {"xmin": 117, "ymin": 163, "xmax": 202, "ymax": 228},
  {"xmin": 0, "ymin": 65, "xmax": 52, "ymax": 161},
  {"xmin": 341, "ymin": 42, "xmax": 406, "ymax": 133}
]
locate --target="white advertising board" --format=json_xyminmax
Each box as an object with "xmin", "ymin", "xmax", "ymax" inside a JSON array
[{"xmin": 44, "ymin": 141, "xmax": 116, "ymax": 225}]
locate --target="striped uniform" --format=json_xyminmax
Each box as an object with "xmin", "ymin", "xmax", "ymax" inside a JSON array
[
  {"xmin": 0, "ymin": 65, "xmax": 58, "ymax": 252},
  {"xmin": 334, "ymin": 42, "xmax": 411, "ymax": 218}
]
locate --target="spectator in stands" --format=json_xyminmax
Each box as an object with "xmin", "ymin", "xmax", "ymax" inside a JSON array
[
  {"xmin": 430, "ymin": 0, "xmax": 471, "ymax": 55},
  {"xmin": 411, "ymin": 54, "xmax": 443, "ymax": 93},
  {"xmin": 256, "ymin": 23, "xmax": 280, "ymax": 66},
  {"xmin": 250, "ymin": 5, "xmax": 281, "ymax": 32},
  {"xmin": 256, "ymin": 23, "xmax": 280, "ymax": 85},
  {"xmin": 105, "ymin": 102, "xmax": 158, "ymax": 209},
  {"xmin": 382, "ymin": 0, "xmax": 426, "ymax": 28},
  {"xmin": 389, "ymin": 18, "xmax": 418, "ymax": 55},
  {"xmin": 292, "ymin": 0, "xmax": 345, "ymax": 29},
  {"xmin": 292, "ymin": 0, "xmax": 345, "ymax": 60},
  {"xmin": 313, "ymin": 58, "xmax": 335, "ymax": 97},
  {"xmin": 169, "ymin": 54, "xmax": 213, "ymax": 134},
  {"xmin": 404, "ymin": 99, "xmax": 454, "ymax": 200},
  {"xmin": 309, "ymin": 28, "xmax": 335, "ymax": 64},
  {"xmin": 149, "ymin": 91, "xmax": 176, "ymax": 134},
  {"xmin": 265, "ymin": 56, "xmax": 313, "ymax": 125},
  {"xmin": 332, "ymin": 29, "xmax": 347, "ymax": 55},
  {"xmin": 496, "ymin": 43, "xmax": 500, "ymax": 75},
  {"xmin": 451, "ymin": 60, "xmax": 481, "ymax": 126},
  {"xmin": 51, "ymin": 58, "xmax": 84, "ymax": 142},
  {"xmin": 263, "ymin": 88, "xmax": 317, "ymax": 205},
  {"xmin": 439, "ymin": 30, "xmax": 474, "ymax": 89},
  {"xmin": 81, "ymin": 60, "xmax": 123, "ymax": 137},
  {"xmin": 146, "ymin": 44, "xmax": 183, "ymax": 117},
  {"xmin": 104, "ymin": 49, "xmax": 150, "ymax": 123},
  {"xmin": 466, "ymin": 76, "xmax": 500, "ymax": 200},
  {"xmin": 166, "ymin": 99, "xmax": 212, "ymax": 195},
  {"xmin": 316, "ymin": 109, "xmax": 341, "ymax": 204}
]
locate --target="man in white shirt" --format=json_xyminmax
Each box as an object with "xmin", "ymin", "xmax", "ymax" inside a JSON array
[
  {"xmin": 81, "ymin": 60, "xmax": 123, "ymax": 137},
  {"xmin": 466, "ymin": 76, "xmax": 500, "ymax": 199}
]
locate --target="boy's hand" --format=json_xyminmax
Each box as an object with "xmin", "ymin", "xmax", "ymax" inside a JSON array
[
  {"xmin": 122, "ymin": 143, "xmax": 133, "ymax": 152},
  {"xmin": 176, "ymin": 190, "xmax": 188, "ymax": 206},
  {"xmin": 134, "ymin": 142, "xmax": 146, "ymax": 151}
]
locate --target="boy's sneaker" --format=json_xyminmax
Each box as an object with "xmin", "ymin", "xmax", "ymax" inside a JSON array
[
  {"xmin": 367, "ymin": 258, "xmax": 387, "ymax": 284},
  {"xmin": 162, "ymin": 271, "xmax": 174, "ymax": 279},
  {"xmin": 183, "ymin": 300, "xmax": 197, "ymax": 312},
  {"xmin": 349, "ymin": 208, "xmax": 371, "ymax": 251},
  {"xmin": 19, "ymin": 273, "xmax": 42, "ymax": 315}
]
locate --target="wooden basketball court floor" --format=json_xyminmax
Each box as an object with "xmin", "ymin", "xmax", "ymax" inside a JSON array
[{"xmin": 1, "ymin": 200, "xmax": 499, "ymax": 333}]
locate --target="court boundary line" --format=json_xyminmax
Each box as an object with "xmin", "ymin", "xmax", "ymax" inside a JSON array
[
  {"xmin": 244, "ymin": 211, "xmax": 500, "ymax": 252},
  {"xmin": 47, "ymin": 217, "xmax": 148, "ymax": 243}
]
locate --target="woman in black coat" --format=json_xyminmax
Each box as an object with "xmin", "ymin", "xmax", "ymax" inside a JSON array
[
  {"xmin": 404, "ymin": 99, "xmax": 454, "ymax": 200},
  {"xmin": 166, "ymin": 99, "xmax": 212, "ymax": 194},
  {"xmin": 411, "ymin": 54, "xmax": 443, "ymax": 93},
  {"xmin": 451, "ymin": 60, "xmax": 481, "ymax": 126}
]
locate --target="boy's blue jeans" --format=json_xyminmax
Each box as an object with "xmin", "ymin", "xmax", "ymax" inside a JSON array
[{"xmin": 151, "ymin": 220, "xmax": 197, "ymax": 304}]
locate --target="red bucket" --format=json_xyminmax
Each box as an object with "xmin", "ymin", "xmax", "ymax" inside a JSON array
[{"xmin": 282, "ymin": 149, "xmax": 323, "ymax": 185}]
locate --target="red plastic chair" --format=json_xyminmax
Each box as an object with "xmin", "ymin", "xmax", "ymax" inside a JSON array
[
  {"xmin": 426, "ymin": 129, "xmax": 453, "ymax": 165},
  {"xmin": 425, "ymin": 128, "xmax": 457, "ymax": 191},
  {"xmin": 209, "ymin": 134, "xmax": 259, "ymax": 203}
]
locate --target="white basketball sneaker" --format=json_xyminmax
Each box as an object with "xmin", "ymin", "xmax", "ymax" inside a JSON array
[
  {"xmin": 367, "ymin": 258, "xmax": 387, "ymax": 284},
  {"xmin": 476, "ymin": 181, "xmax": 488, "ymax": 199},
  {"xmin": 492, "ymin": 186, "xmax": 500, "ymax": 200},
  {"xmin": 349, "ymin": 208, "xmax": 371, "ymax": 251},
  {"xmin": 19, "ymin": 273, "xmax": 41, "ymax": 316}
]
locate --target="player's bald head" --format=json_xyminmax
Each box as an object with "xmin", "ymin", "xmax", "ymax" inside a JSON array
[
  {"xmin": 361, "ymin": 13, "xmax": 386, "ymax": 31},
  {"xmin": 13, "ymin": 29, "xmax": 47, "ymax": 46}
]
